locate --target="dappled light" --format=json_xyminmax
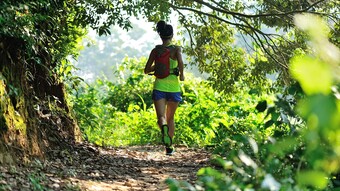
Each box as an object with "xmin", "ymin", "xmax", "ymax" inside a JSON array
[{"xmin": 0, "ymin": 0, "xmax": 339, "ymax": 190}]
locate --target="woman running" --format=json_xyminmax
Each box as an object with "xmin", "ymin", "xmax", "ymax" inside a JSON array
[{"xmin": 144, "ymin": 20, "xmax": 185, "ymax": 155}]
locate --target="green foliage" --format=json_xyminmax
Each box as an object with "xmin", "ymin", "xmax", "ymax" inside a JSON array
[
  {"xmin": 183, "ymin": 1, "xmax": 338, "ymax": 93},
  {"xmin": 175, "ymin": 78, "xmax": 228, "ymax": 146},
  {"xmin": 74, "ymin": 22, "xmax": 159, "ymax": 83},
  {"xmin": 182, "ymin": 17, "xmax": 249, "ymax": 93},
  {"xmin": 70, "ymin": 57, "xmax": 268, "ymax": 147},
  {"xmin": 70, "ymin": 57, "xmax": 157, "ymax": 146},
  {"xmin": 0, "ymin": 0, "xmax": 85, "ymax": 67},
  {"xmin": 29, "ymin": 173, "xmax": 48, "ymax": 191},
  {"xmin": 0, "ymin": 0, "xmax": 144, "ymax": 88},
  {"xmin": 106, "ymin": 57, "xmax": 154, "ymax": 112},
  {"xmin": 166, "ymin": 14, "xmax": 340, "ymax": 191},
  {"xmin": 0, "ymin": 173, "xmax": 11, "ymax": 190},
  {"xmin": 291, "ymin": 14, "xmax": 340, "ymax": 188},
  {"xmin": 2, "ymin": 1, "xmax": 339, "ymax": 190}
]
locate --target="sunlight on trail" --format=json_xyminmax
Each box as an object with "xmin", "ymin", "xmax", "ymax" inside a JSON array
[
  {"xmin": 0, "ymin": 144, "xmax": 210, "ymax": 190},
  {"xmin": 71, "ymin": 145, "xmax": 210, "ymax": 191},
  {"xmin": 70, "ymin": 177, "xmax": 162, "ymax": 191},
  {"xmin": 91, "ymin": 146, "xmax": 207, "ymax": 190}
]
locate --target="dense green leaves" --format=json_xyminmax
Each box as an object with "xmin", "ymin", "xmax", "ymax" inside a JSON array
[
  {"xmin": 2, "ymin": 0, "xmax": 338, "ymax": 95},
  {"xmin": 255, "ymin": 100, "xmax": 267, "ymax": 112},
  {"xmin": 70, "ymin": 57, "xmax": 269, "ymax": 147},
  {"xmin": 164, "ymin": 15, "xmax": 340, "ymax": 190},
  {"xmin": 151, "ymin": 0, "xmax": 339, "ymax": 93},
  {"xmin": 1, "ymin": 0, "xmax": 340, "ymax": 190}
]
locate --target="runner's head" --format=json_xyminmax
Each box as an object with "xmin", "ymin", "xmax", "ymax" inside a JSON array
[{"xmin": 156, "ymin": 21, "xmax": 173, "ymax": 40}]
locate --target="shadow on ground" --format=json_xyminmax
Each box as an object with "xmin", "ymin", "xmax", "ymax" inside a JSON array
[{"xmin": 0, "ymin": 142, "xmax": 211, "ymax": 191}]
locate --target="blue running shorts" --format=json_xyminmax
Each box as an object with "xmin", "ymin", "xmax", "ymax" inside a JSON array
[{"xmin": 152, "ymin": 90, "xmax": 182, "ymax": 102}]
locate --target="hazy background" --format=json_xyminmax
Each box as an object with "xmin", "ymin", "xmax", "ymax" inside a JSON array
[{"xmin": 72, "ymin": 18, "xmax": 203, "ymax": 83}]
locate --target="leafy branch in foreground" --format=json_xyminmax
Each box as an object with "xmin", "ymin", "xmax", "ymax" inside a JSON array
[
  {"xmin": 136, "ymin": 0, "xmax": 339, "ymax": 92},
  {"xmin": 166, "ymin": 14, "xmax": 340, "ymax": 191}
]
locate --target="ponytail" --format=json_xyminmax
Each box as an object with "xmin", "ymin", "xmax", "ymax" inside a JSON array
[{"xmin": 156, "ymin": 20, "xmax": 173, "ymax": 40}]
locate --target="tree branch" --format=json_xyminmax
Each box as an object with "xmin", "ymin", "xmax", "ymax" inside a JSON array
[
  {"xmin": 191, "ymin": 0, "xmax": 329, "ymax": 18},
  {"xmin": 168, "ymin": 1, "xmax": 293, "ymax": 70}
]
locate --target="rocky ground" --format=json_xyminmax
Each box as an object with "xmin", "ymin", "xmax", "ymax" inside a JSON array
[{"xmin": 0, "ymin": 143, "xmax": 211, "ymax": 190}]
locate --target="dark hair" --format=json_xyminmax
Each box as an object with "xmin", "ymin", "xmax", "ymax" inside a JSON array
[{"xmin": 156, "ymin": 20, "xmax": 173, "ymax": 40}]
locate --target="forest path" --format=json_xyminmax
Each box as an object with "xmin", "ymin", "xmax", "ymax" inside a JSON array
[{"xmin": 0, "ymin": 143, "xmax": 211, "ymax": 190}]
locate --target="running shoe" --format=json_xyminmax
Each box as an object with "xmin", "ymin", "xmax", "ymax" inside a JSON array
[
  {"xmin": 166, "ymin": 146, "xmax": 175, "ymax": 155},
  {"xmin": 161, "ymin": 124, "xmax": 172, "ymax": 147}
]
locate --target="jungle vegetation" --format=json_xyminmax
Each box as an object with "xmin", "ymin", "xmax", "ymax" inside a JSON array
[{"xmin": 0, "ymin": 0, "xmax": 339, "ymax": 190}]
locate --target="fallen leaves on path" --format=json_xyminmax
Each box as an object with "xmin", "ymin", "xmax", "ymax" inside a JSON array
[{"xmin": 0, "ymin": 143, "xmax": 211, "ymax": 190}]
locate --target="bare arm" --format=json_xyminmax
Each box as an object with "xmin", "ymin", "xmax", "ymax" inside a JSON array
[
  {"xmin": 176, "ymin": 46, "xmax": 185, "ymax": 81},
  {"xmin": 144, "ymin": 49, "xmax": 156, "ymax": 74}
]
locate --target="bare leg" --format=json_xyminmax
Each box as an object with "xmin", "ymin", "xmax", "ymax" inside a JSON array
[
  {"xmin": 166, "ymin": 101, "xmax": 179, "ymax": 139},
  {"xmin": 153, "ymin": 98, "xmax": 167, "ymax": 128}
]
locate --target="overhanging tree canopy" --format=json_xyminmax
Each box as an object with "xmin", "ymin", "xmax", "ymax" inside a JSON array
[
  {"xmin": 135, "ymin": 0, "xmax": 339, "ymax": 91},
  {"xmin": 67, "ymin": 0, "xmax": 338, "ymax": 91},
  {"xmin": 2, "ymin": 0, "xmax": 338, "ymax": 91},
  {"xmin": 0, "ymin": 0, "xmax": 338, "ymax": 158}
]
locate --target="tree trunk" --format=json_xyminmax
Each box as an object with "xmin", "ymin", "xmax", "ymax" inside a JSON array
[{"xmin": 0, "ymin": 36, "xmax": 81, "ymax": 164}]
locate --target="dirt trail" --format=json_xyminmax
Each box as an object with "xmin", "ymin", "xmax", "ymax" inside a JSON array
[{"xmin": 0, "ymin": 143, "xmax": 211, "ymax": 190}]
